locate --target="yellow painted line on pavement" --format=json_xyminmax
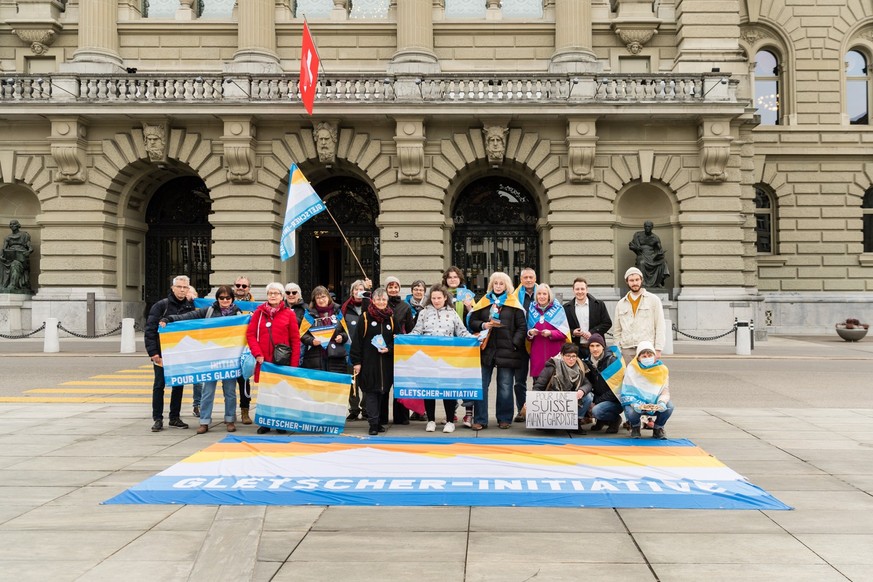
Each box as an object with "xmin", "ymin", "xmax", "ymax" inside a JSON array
[
  {"xmin": 27, "ymin": 388, "xmax": 259, "ymax": 395},
  {"xmin": 61, "ymin": 381, "xmax": 153, "ymax": 386},
  {"xmin": 118, "ymin": 369, "xmax": 155, "ymax": 373},
  {"xmin": 92, "ymin": 375, "xmax": 154, "ymax": 379}
]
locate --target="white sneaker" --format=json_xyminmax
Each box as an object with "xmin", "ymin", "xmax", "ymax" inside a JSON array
[
  {"xmin": 443, "ymin": 422, "xmax": 455, "ymax": 434},
  {"xmin": 425, "ymin": 421, "xmax": 436, "ymax": 432}
]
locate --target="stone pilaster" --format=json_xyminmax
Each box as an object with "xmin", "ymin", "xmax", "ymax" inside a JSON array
[
  {"xmin": 209, "ymin": 181, "xmax": 285, "ymax": 290},
  {"xmin": 549, "ymin": 0, "xmax": 597, "ymax": 73},
  {"xmin": 227, "ymin": 0, "xmax": 281, "ymax": 73},
  {"xmin": 389, "ymin": 0, "xmax": 439, "ymax": 74},
  {"xmin": 67, "ymin": 0, "xmax": 124, "ymax": 72},
  {"xmin": 673, "ymin": 0, "xmax": 745, "ymax": 74}
]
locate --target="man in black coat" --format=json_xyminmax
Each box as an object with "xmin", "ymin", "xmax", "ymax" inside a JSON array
[
  {"xmin": 563, "ymin": 277, "xmax": 612, "ymax": 358},
  {"xmin": 145, "ymin": 275, "xmax": 195, "ymax": 432}
]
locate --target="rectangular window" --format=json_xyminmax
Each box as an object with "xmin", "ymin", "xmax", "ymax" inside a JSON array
[
  {"xmin": 201, "ymin": 0, "xmax": 235, "ymax": 18},
  {"xmin": 501, "ymin": 0, "xmax": 544, "ymax": 18},
  {"xmin": 445, "ymin": 0, "xmax": 486, "ymax": 18},
  {"xmin": 848, "ymin": 79, "xmax": 869, "ymax": 125},
  {"xmin": 296, "ymin": 0, "xmax": 334, "ymax": 18}
]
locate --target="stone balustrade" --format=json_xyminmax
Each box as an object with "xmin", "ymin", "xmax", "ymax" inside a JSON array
[{"xmin": 0, "ymin": 73, "xmax": 738, "ymax": 104}]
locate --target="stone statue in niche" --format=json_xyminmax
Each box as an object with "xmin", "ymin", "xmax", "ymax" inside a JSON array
[
  {"xmin": 0, "ymin": 220, "xmax": 34, "ymax": 293},
  {"xmin": 314, "ymin": 121, "xmax": 337, "ymax": 164},
  {"xmin": 628, "ymin": 220, "xmax": 670, "ymax": 288}
]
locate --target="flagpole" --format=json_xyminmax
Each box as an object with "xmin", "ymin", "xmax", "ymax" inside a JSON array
[
  {"xmin": 322, "ymin": 204, "xmax": 369, "ymax": 280},
  {"xmin": 303, "ymin": 17, "xmax": 329, "ymax": 83}
]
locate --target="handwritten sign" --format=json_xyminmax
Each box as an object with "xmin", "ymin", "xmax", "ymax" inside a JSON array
[{"xmin": 525, "ymin": 391, "xmax": 578, "ymax": 430}]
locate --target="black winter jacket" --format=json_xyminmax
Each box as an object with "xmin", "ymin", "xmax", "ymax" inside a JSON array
[
  {"xmin": 468, "ymin": 300, "xmax": 528, "ymax": 369},
  {"xmin": 563, "ymin": 293, "xmax": 613, "ymax": 348},
  {"xmin": 584, "ymin": 350, "xmax": 621, "ymax": 405},
  {"xmin": 349, "ymin": 311, "xmax": 394, "ymax": 394},
  {"xmin": 388, "ymin": 295, "xmax": 414, "ymax": 334},
  {"xmin": 145, "ymin": 292, "xmax": 194, "ymax": 357}
]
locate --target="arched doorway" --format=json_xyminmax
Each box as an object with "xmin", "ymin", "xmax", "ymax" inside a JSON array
[
  {"xmin": 451, "ymin": 177, "xmax": 540, "ymax": 295},
  {"xmin": 299, "ymin": 176, "xmax": 380, "ymax": 302},
  {"xmin": 144, "ymin": 176, "xmax": 212, "ymax": 306}
]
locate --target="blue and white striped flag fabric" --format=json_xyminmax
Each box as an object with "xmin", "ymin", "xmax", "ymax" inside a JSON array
[{"xmin": 280, "ymin": 164, "xmax": 326, "ymax": 260}]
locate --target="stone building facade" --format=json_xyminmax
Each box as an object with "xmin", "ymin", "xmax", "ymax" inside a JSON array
[{"xmin": 0, "ymin": 0, "xmax": 871, "ymax": 336}]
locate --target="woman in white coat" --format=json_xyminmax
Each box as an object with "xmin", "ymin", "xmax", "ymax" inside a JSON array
[{"xmin": 409, "ymin": 283, "xmax": 476, "ymax": 433}]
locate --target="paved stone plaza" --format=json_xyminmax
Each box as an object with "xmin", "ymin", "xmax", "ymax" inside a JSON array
[{"xmin": 0, "ymin": 335, "xmax": 871, "ymax": 581}]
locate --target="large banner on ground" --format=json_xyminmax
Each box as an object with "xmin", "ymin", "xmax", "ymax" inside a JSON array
[
  {"xmin": 253, "ymin": 362, "xmax": 351, "ymax": 435},
  {"xmin": 104, "ymin": 436, "xmax": 791, "ymax": 510},
  {"xmin": 394, "ymin": 335, "xmax": 482, "ymax": 400},
  {"xmin": 159, "ymin": 314, "xmax": 251, "ymax": 385}
]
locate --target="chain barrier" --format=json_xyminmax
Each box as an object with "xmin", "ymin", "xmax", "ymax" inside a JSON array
[
  {"xmin": 671, "ymin": 322, "xmax": 737, "ymax": 341},
  {"xmin": 56, "ymin": 322, "xmax": 124, "ymax": 339},
  {"xmin": 0, "ymin": 322, "xmax": 46, "ymax": 340}
]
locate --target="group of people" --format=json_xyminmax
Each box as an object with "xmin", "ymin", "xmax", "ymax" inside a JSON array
[{"xmin": 145, "ymin": 266, "xmax": 674, "ymax": 439}]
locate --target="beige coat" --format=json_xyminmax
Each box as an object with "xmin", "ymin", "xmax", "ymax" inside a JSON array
[{"xmin": 612, "ymin": 291, "xmax": 666, "ymax": 352}]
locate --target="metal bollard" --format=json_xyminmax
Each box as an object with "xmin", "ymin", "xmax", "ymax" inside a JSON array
[
  {"xmin": 44, "ymin": 318, "xmax": 60, "ymax": 353},
  {"xmin": 735, "ymin": 320, "xmax": 751, "ymax": 356},
  {"xmin": 662, "ymin": 318, "xmax": 674, "ymax": 355},
  {"xmin": 120, "ymin": 318, "xmax": 136, "ymax": 354}
]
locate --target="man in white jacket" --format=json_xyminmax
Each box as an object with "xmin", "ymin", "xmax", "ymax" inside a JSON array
[{"xmin": 612, "ymin": 267, "xmax": 666, "ymax": 363}]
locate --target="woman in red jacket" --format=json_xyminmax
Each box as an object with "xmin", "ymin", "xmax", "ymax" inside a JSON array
[{"xmin": 246, "ymin": 282, "xmax": 302, "ymax": 434}]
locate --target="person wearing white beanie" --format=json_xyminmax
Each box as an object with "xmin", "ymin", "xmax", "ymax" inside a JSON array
[{"xmin": 612, "ymin": 265, "xmax": 666, "ymax": 363}]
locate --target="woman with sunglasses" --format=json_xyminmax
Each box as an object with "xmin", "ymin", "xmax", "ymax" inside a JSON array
[
  {"xmin": 284, "ymin": 282, "xmax": 306, "ymax": 325},
  {"xmin": 160, "ymin": 285, "xmax": 243, "ymax": 434}
]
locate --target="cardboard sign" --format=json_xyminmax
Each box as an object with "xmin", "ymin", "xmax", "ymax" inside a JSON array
[{"xmin": 525, "ymin": 390, "xmax": 578, "ymax": 430}]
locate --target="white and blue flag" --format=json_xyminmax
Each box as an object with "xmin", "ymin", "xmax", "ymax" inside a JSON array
[{"xmin": 280, "ymin": 164, "xmax": 326, "ymax": 260}]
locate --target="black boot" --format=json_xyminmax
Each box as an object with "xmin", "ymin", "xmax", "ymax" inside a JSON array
[
  {"xmin": 590, "ymin": 420, "xmax": 605, "ymax": 432},
  {"xmin": 606, "ymin": 419, "xmax": 621, "ymax": 434},
  {"xmin": 631, "ymin": 425, "xmax": 641, "ymax": 439}
]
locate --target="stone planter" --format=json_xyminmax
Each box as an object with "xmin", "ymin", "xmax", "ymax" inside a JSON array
[{"xmin": 835, "ymin": 325, "xmax": 868, "ymax": 342}]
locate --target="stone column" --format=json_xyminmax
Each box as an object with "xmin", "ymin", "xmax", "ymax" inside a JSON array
[
  {"xmin": 227, "ymin": 0, "xmax": 281, "ymax": 73},
  {"xmin": 389, "ymin": 0, "xmax": 439, "ymax": 74},
  {"xmin": 68, "ymin": 0, "xmax": 124, "ymax": 72},
  {"xmin": 549, "ymin": 0, "xmax": 597, "ymax": 73}
]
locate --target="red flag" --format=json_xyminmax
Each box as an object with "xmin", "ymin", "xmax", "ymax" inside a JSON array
[{"xmin": 299, "ymin": 21, "xmax": 320, "ymax": 115}]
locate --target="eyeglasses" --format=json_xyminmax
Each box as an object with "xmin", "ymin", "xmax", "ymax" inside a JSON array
[
  {"xmin": 217, "ymin": 296, "xmax": 232, "ymax": 300},
  {"xmin": 562, "ymin": 354, "xmax": 578, "ymax": 359},
  {"xmin": 266, "ymin": 291, "xmax": 282, "ymax": 296},
  {"xmin": 286, "ymin": 291, "xmax": 299, "ymax": 295},
  {"xmin": 235, "ymin": 284, "xmax": 249, "ymax": 289}
]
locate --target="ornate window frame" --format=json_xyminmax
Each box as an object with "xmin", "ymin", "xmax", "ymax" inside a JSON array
[{"xmin": 740, "ymin": 22, "xmax": 795, "ymax": 126}]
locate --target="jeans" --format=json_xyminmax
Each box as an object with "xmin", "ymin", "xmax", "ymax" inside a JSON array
[
  {"xmin": 192, "ymin": 383, "xmax": 203, "ymax": 407},
  {"xmin": 151, "ymin": 363, "xmax": 183, "ymax": 421},
  {"xmin": 577, "ymin": 392, "xmax": 594, "ymax": 419},
  {"xmin": 199, "ymin": 378, "xmax": 237, "ymax": 424},
  {"xmin": 475, "ymin": 365, "xmax": 515, "ymax": 426},
  {"xmin": 591, "ymin": 400, "xmax": 623, "ymax": 423},
  {"xmin": 513, "ymin": 364, "xmax": 529, "ymax": 414},
  {"xmin": 624, "ymin": 401, "xmax": 674, "ymax": 428}
]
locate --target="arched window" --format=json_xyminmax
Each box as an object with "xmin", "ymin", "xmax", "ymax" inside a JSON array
[
  {"xmin": 754, "ymin": 50, "xmax": 780, "ymax": 125},
  {"xmin": 754, "ymin": 185, "xmax": 777, "ymax": 254},
  {"xmin": 846, "ymin": 50, "xmax": 870, "ymax": 125},
  {"xmin": 863, "ymin": 188, "xmax": 873, "ymax": 253}
]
